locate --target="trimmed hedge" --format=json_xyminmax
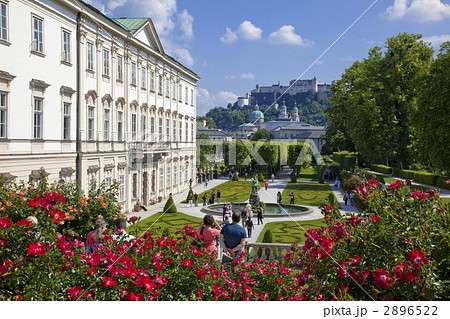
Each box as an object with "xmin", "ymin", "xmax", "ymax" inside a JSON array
[
  {"xmin": 392, "ymin": 168, "xmax": 416, "ymax": 180},
  {"xmin": 437, "ymin": 177, "xmax": 450, "ymax": 190},
  {"xmin": 413, "ymin": 171, "xmax": 439, "ymax": 186},
  {"xmin": 332, "ymin": 151, "xmax": 358, "ymax": 171},
  {"xmin": 371, "ymin": 164, "xmax": 393, "ymax": 175}
]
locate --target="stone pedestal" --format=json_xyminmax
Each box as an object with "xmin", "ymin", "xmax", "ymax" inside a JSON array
[{"xmin": 249, "ymin": 193, "xmax": 260, "ymax": 207}]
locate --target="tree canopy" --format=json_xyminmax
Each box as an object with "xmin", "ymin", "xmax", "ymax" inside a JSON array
[{"xmin": 326, "ymin": 33, "xmax": 435, "ymax": 169}]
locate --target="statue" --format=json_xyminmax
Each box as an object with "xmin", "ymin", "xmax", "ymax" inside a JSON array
[{"xmin": 251, "ymin": 174, "xmax": 258, "ymax": 195}]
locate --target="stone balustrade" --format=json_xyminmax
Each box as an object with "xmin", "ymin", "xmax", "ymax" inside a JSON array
[
  {"xmin": 217, "ymin": 242, "xmax": 301, "ymax": 264},
  {"xmin": 244, "ymin": 242, "xmax": 300, "ymax": 264}
]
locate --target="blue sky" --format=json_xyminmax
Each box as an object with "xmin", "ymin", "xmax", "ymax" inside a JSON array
[{"xmin": 87, "ymin": 0, "xmax": 450, "ymax": 115}]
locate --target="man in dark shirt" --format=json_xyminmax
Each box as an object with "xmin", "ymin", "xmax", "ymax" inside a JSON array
[{"xmin": 219, "ymin": 211, "xmax": 248, "ymax": 265}]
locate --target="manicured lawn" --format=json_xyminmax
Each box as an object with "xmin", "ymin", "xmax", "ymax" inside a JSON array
[
  {"xmin": 440, "ymin": 197, "xmax": 450, "ymax": 204},
  {"xmin": 196, "ymin": 180, "xmax": 259, "ymax": 203},
  {"xmin": 281, "ymin": 182, "xmax": 337, "ymax": 207},
  {"xmin": 128, "ymin": 212, "xmax": 203, "ymax": 237},
  {"xmin": 256, "ymin": 219, "xmax": 326, "ymax": 245},
  {"xmin": 297, "ymin": 167, "xmax": 318, "ymax": 181}
]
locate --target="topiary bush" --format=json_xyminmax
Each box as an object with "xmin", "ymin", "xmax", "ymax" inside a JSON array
[
  {"xmin": 163, "ymin": 196, "xmax": 177, "ymax": 213},
  {"xmin": 232, "ymin": 173, "xmax": 239, "ymax": 181},
  {"xmin": 258, "ymin": 173, "xmax": 265, "ymax": 183},
  {"xmin": 290, "ymin": 174, "xmax": 297, "ymax": 183}
]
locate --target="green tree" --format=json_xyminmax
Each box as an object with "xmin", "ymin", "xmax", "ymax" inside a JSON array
[
  {"xmin": 414, "ymin": 41, "xmax": 450, "ymax": 174},
  {"xmin": 196, "ymin": 116, "xmax": 217, "ymax": 129},
  {"xmin": 287, "ymin": 142, "xmax": 311, "ymax": 175},
  {"xmin": 251, "ymin": 128, "xmax": 271, "ymax": 141},
  {"xmin": 330, "ymin": 33, "xmax": 434, "ymax": 167}
]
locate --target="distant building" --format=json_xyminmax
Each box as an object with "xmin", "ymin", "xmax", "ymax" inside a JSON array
[
  {"xmin": 271, "ymin": 122, "xmax": 326, "ymax": 152},
  {"xmin": 197, "ymin": 129, "xmax": 232, "ymax": 143},
  {"xmin": 245, "ymin": 77, "xmax": 334, "ymax": 107}
]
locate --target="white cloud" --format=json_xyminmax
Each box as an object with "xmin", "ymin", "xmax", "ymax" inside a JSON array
[
  {"xmin": 217, "ymin": 91, "xmax": 238, "ymax": 104},
  {"xmin": 196, "ymin": 88, "xmax": 238, "ymax": 115},
  {"xmin": 177, "ymin": 9, "xmax": 194, "ymax": 40},
  {"xmin": 220, "ymin": 28, "xmax": 238, "ymax": 44},
  {"xmin": 268, "ymin": 25, "xmax": 312, "ymax": 46},
  {"xmin": 240, "ymin": 73, "xmax": 255, "ymax": 80},
  {"xmin": 220, "ymin": 20, "xmax": 262, "ymax": 44},
  {"xmin": 385, "ymin": 0, "xmax": 450, "ymax": 22},
  {"xmin": 237, "ymin": 21, "xmax": 263, "ymax": 41},
  {"xmin": 422, "ymin": 34, "xmax": 450, "ymax": 46},
  {"xmin": 225, "ymin": 75, "xmax": 237, "ymax": 80},
  {"xmin": 94, "ymin": 0, "xmax": 196, "ymax": 67},
  {"xmin": 314, "ymin": 60, "xmax": 324, "ymax": 65},
  {"xmin": 163, "ymin": 41, "xmax": 194, "ymax": 67}
]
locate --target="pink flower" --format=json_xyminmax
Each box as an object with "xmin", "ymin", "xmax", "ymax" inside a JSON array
[
  {"xmin": 182, "ymin": 259, "xmax": 193, "ymax": 267},
  {"xmin": 374, "ymin": 269, "xmax": 391, "ymax": 289},
  {"xmin": 102, "ymin": 276, "xmax": 117, "ymax": 288},
  {"xmin": 0, "ymin": 218, "xmax": 12, "ymax": 228},
  {"xmin": 67, "ymin": 286, "xmax": 82, "ymax": 299},
  {"xmin": 27, "ymin": 243, "xmax": 46, "ymax": 256},
  {"xmin": 370, "ymin": 216, "xmax": 381, "ymax": 222},
  {"xmin": 407, "ymin": 250, "xmax": 429, "ymax": 267},
  {"xmin": 337, "ymin": 261, "xmax": 347, "ymax": 278},
  {"xmin": 197, "ymin": 289, "xmax": 203, "ymax": 299}
]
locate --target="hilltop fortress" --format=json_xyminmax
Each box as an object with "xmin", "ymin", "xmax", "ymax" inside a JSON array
[{"xmin": 237, "ymin": 77, "xmax": 335, "ymax": 107}]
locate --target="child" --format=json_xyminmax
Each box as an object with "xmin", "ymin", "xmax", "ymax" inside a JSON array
[
  {"xmin": 245, "ymin": 216, "xmax": 254, "ymax": 238},
  {"xmin": 224, "ymin": 215, "xmax": 230, "ymax": 225}
]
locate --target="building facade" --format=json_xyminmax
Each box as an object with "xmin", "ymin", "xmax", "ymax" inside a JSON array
[{"xmin": 0, "ymin": 0, "xmax": 199, "ymax": 212}]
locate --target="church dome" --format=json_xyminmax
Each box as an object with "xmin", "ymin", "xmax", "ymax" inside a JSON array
[
  {"xmin": 280, "ymin": 100, "xmax": 287, "ymax": 111},
  {"xmin": 250, "ymin": 104, "xmax": 264, "ymax": 119}
]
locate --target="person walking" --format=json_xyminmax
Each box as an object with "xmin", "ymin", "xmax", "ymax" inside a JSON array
[
  {"xmin": 245, "ymin": 216, "xmax": 254, "ymax": 238},
  {"xmin": 343, "ymin": 192, "xmax": 348, "ymax": 206},
  {"xmin": 188, "ymin": 193, "xmax": 193, "ymax": 208},
  {"xmin": 211, "ymin": 190, "xmax": 216, "ymax": 204},
  {"xmin": 277, "ymin": 191, "xmax": 282, "ymax": 204},
  {"xmin": 222, "ymin": 204, "xmax": 228, "ymax": 223},
  {"xmin": 202, "ymin": 193, "xmax": 208, "ymax": 206},
  {"xmin": 289, "ymin": 192, "xmax": 295, "ymax": 205},
  {"xmin": 264, "ymin": 180, "xmax": 269, "ymax": 190},
  {"xmin": 197, "ymin": 215, "xmax": 221, "ymax": 253},
  {"xmin": 257, "ymin": 207, "xmax": 264, "ymax": 225},
  {"xmin": 241, "ymin": 207, "xmax": 247, "ymax": 228},
  {"xmin": 271, "ymin": 173, "xmax": 275, "ymax": 182},
  {"xmin": 194, "ymin": 192, "xmax": 198, "ymax": 207},
  {"xmin": 219, "ymin": 211, "xmax": 247, "ymax": 266},
  {"xmin": 217, "ymin": 190, "xmax": 221, "ymax": 204}
]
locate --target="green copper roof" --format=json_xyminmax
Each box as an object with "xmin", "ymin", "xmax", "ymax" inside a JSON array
[
  {"xmin": 112, "ymin": 18, "xmax": 150, "ymax": 34},
  {"xmin": 250, "ymin": 110, "xmax": 264, "ymax": 119}
]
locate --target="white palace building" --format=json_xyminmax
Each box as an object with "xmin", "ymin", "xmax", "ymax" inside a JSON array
[{"xmin": 0, "ymin": 0, "xmax": 199, "ymax": 211}]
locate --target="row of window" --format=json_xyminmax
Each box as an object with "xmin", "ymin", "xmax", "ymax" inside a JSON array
[
  {"xmin": 0, "ymin": 90, "xmax": 195, "ymax": 141},
  {"xmin": 87, "ymin": 43, "xmax": 194, "ymax": 105},
  {"xmin": 90, "ymin": 162, "xmax": 194, "ymax": 203},
  {"xmin": 89, "ymin": 108, "xmax": 195, "ymax": 142},
  {"xmin": 0, "ymin": 92, "xmax": 70, "ymax": 140}
]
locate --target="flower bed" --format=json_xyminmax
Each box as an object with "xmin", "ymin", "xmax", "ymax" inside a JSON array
[{"xmin": 1, "ymin": 178, "xmax": 448, "ymax": 300}]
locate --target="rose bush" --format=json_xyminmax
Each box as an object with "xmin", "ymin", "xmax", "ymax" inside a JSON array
[
  {"xmin": 298, "ymin": 179, "xmax": 449, "ymax": 300},
  {"xmin": 1, "ymin": 176, "xmax": 448, "ymax": 300}
]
